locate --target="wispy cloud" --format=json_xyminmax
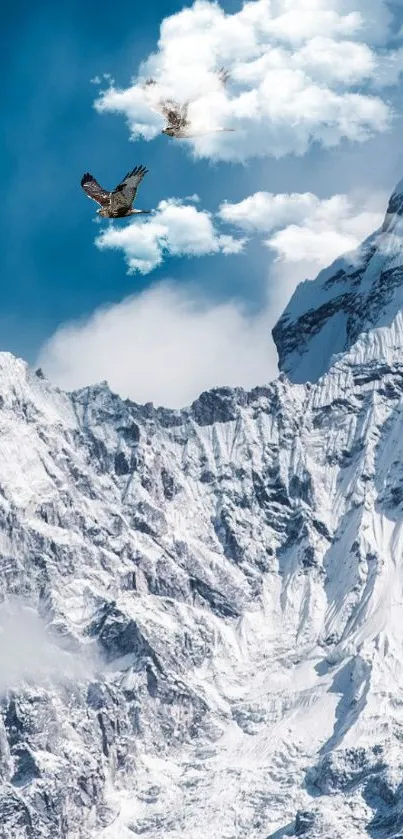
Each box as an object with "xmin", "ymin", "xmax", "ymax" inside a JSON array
[
  {"xmin": 95, "ymin": 199, "xmax": 246, "ymax": 274},
  {"xmin": 93, "ymin": 0, "xmax": 402, "ymax": 163},
  {"xmin": 0, "ymin": 600, "xmax": 97, "ymax": 694}
]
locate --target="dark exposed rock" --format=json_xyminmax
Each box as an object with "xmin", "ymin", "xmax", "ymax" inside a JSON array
[
  {"xmin": 273, "ymin": 291, "xmax": 357, "ymax": 375},
  {"xmin": 295, "ymin": 809, "xmax": 316, "ymax": 835},
  {"xmin": 114, "ymin": 451, "xmax": 131, "ymax": 476},
  {"xmin": 11, "ymin": 746, "xmax": 40, "ymax": 787},
  {"xmin": 118, "ymin": 422, "xmax": 141, "ymax": 444},
  {"xmin": 189, "ymin": 576, "xmax": 240, "ymax": 618},
  {"xmin": 213, "ymin": 509, "xmax": 244, "ymax": 564},
  {"xmin": 89, "ymin": 604, "xmax": 157, "ymax": 666},
  {"xmin": 0, "ymin": 788, "xmax": 34, "ymax": 837},
  {"xmin": 161, "ymin": 468, "xmax": 179, "ymax": 500},
  {"xmin": 191, "ymin": 387, "xmax": 246, "ymax": 425}
]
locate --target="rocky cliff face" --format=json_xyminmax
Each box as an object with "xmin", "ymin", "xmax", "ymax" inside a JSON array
[{"xmin": 2, "ymin": 184, "xmax": 403, "ymax": 838}]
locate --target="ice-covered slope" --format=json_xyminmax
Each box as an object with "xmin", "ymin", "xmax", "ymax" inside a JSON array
[
  {"xmin": 273, "ymin": 180, "xmax": 403, "ymax": 385},
  {"xmin": 3, "ymin": 183, "xmax": 403, "ymax": 838}
]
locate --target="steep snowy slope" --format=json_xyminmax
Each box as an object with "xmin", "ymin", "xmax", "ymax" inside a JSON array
[
  {"xmin": 2, "ymin": 183, "xmax": 403, "ymax": 838},
  {"xmin": 273, "ymin": 179, "xmax": 403, "ymax": 385}
]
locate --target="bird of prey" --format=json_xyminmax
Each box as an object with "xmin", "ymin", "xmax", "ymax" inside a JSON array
[
  {"xmin": 80, "ymin": 165, "xmax": 151, "ymax": 218},
  {"xmin": 143, "ymin": 68, "xmax": 234, "ymax": 138}
]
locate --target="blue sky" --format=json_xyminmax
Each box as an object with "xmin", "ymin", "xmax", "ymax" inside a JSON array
[{"xmin": 4, "ymin": 0, "xmax": 403, "ymax": 406}]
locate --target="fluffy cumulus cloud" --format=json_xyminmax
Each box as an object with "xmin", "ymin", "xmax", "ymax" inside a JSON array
[
  {"xmin": 219, "ymin": 190, "xmax": 385, "ymax": 267},
  {"xmin": 95, "ymin": 191, "xmax": 384, "ymax": 277},
  {"xmin": 96, "ymin": 199, "xmax": 245, "ymax": 274},
  {"xmin": 94, "ymin": 0, "xmax": 403, "ymax": 162},
  {"xmin": 38, "ymin": 283, "xmax": 273, "ymax": 408}
]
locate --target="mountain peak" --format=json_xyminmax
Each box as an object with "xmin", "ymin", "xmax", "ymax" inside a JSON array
[
  {"xmin": 382, "ymin": 178, "xmax": 403, "ymax": 232},
  {"xmin": 273, "ymin": 181, "xmax": 403, "ymax": 384}
]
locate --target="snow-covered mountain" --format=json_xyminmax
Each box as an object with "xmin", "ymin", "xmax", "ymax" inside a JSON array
[
  {"xmin": 3, "ymin": 184, "xmax": 403, "ymax": 839},
  {"xmin": 274, "ymin": 180, "xmax": 403, "ymax": 385}
]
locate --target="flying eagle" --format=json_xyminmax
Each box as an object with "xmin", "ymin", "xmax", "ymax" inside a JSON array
[
  {"xmin": 80, "ymin": 165, "xmax": 151, "ymax": 218},
  {"xmin": 144, "ymin": 68, "xmax": 234, "ymax": 138}
]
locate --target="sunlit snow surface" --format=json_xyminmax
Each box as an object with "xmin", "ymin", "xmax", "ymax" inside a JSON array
[{"xmin": 3, "ymin": 187, "xmax": 403, "ymax": 837}]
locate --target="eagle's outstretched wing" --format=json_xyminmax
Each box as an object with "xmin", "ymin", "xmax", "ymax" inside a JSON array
[
  {"xmin": 114, "ymin": 166, "xmax": 148, "ymax": 205},
  {"xmin": 111, "ymin": 166, "xmax": 148, "ymax": 210},
  {"xmin": 81, "ymin": 173, "xmax": 110, "ymax": 206}
]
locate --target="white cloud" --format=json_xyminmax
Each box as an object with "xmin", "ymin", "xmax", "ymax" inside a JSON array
[
  {"xmin": 93, "ymin": 0, "xmax": 400, "ymax": 163},
  {"xmin": 268, "ymin": 224, "xmax": 359, "ymax": 264},
  {"xmin": 38, "ymin": 283, "xmax": 274, "ymax": 408},
  {"xmin": 292, "ymin": 36, "xmax": 376, "ymax": 84},
  {"xmin": 219, "ymin": 190, "xmax": 385, "ymax": 268},
  {"xmin": 0, "ymin": 600, "xmax": 96, "ymax": 694},
  {"xmin": 96, "ymin": 199, "xmax": 245, "ymax": 274},
  {"xmin": 95, "ymin": 191, "xmax": 383, "ymax": 279},
  {"xmin": 219, "ymin": 191, "xmax": 321, "ymax": 232}
]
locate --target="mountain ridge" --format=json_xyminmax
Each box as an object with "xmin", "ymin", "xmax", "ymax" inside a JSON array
[{"xmin": 2, "ymin": 181, "xmax": 403, "ymax": 837}]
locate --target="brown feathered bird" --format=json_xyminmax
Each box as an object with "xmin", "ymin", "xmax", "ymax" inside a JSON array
[
  {"xmin": 144, "ymin": 68, "xmax": 234, "ymax": 138},
  {"xmin": 81, "ymin": 165, "xmax": 151, "ymax": 218}
]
